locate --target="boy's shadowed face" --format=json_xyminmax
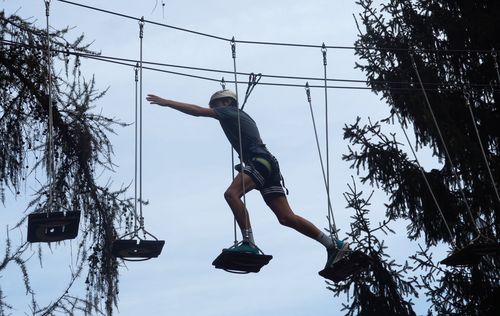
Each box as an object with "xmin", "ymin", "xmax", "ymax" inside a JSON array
[{"xmin": 210, "ymin": 97, "xmax": 233, "ymax": 108}]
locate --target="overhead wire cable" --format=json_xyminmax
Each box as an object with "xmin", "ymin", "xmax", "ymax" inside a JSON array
[
  {"xmin": 48, "ymin": 49, "xmax": 500, "ymax": 93},
  {"xmin": 56, "ymin": 0, "xmax": 227, "ymax": 41},
  {"xmin": 1, "ymin": 38, "xmax": 498, "ymax": 92},
  {"xmin": 53, "ymin": 51, "xmax": 500, "ymax": 92},
  {"xmin": 5, "ymin": 37, "xmax": 500, "ymax": 93},
  {"xmin": 55, "ymin": 0, "xmax": 493, "ymax": 54}
]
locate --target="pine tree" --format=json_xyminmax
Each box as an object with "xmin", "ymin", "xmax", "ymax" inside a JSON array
[
  {"xmin": 1, "ymin": 11, "xmax": 136, "ymax": 315},
  {"xmin": 328, "ymin": 0, "xmax": 500, "ymax": 315}
]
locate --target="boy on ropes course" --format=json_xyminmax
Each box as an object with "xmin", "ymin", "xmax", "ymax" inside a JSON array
[{"xmin": 146, "ymin": 89, "xmax": 349, "ymax": 270}]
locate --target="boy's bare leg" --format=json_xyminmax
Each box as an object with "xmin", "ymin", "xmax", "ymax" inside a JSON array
[
  {"xmin": 264, "ymin": 195, "xmax": 322, "ymax": 239},
  {"xmin": 224, "ymin": 172, "xmax": 256, "ymax": 234}
]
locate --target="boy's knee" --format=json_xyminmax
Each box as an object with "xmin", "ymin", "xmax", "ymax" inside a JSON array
[
  {"xmin": 277, "ymin": 214, "xmax": 294, "ymax": 227},
  {"xmin": 224, "ymin": 188, "xmax": 238, "ymax": 202}
]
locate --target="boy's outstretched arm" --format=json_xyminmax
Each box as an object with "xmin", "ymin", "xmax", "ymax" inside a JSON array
[{"xmin": 147, "ymin": 94, "xmax": 217, "ymax": 118}]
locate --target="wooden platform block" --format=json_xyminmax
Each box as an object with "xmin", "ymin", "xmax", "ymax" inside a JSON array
[
  {"xmin": 27, "ymin": 211, "xmax": 81, "ymax": 243},
  {"xmin": 441, "ymin": 242, "xmax": 500, "ymax": 267},
  {"xmin": 112, "ymin": 239, "xmax": 165, "ymax": 261},
  {"xmin": 213, "ymin": 248, "xmax": 272, "ymax": 273},
  {"xmin": 319, "ymin": 250, "xmax": 372, "ymax": 282}
]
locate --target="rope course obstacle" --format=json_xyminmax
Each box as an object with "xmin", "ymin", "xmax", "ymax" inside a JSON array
[
  {"xmin": 18, "ymin": 0, "xmax": 499, "ymax": 278},
  {"xmin": 212, "ymin": 39, "xmax": 272, "ymax": 274},
  {"xmin": 27, "ymin": 0, "xmax": 81, "ymax": 243},
  {"xmin": 407, "ymin": 53, "xmax": 500, "ymax": 267},
  {"xmin": 111, "ymin": 17, "xmax": 165, "ymax": 261}
]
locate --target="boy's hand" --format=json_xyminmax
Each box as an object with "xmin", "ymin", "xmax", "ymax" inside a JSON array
[{"xmin": 146, "ymin": 94, "xmax": 165, "ymax": 105}]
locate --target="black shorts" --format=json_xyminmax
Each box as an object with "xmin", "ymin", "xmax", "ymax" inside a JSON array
[{"xmin": 236, "ymin": 154, "xmax": 286, "ymax": 198}]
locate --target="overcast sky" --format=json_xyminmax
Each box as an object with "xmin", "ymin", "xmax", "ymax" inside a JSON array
[{"xmin": 1, "ymin": 1, "xmax": 437, "ymax": 315}]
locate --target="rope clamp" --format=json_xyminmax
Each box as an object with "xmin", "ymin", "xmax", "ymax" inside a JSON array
[
  {"xmin": 134, "ymin": 62, "xmax": 139, "ymax": 82},
  {"xmin": 231, "ymin": 36, "xmax": 236, "ymax": 59},
  {"xmin": 491, "ymin": 48, "xmax": 499, "ymax": 70},
  {"xmin": 463, "ymin": 90, "xmax": 471, "ymax": 104},
  {"xmin": 45, "ymin": 0, "xmax": 51, "ymax": 17},
  {"xmin": 463, "ymin": 90, "xmax": 470, "ymax": 99},
  {"xmin": 248, "ymin": 72, "xmax": 262, "ymax": 86},
  {"xmin": 240, "ymin": 72, "xmax": 262, "ymax": 110},
  {"xmin": 321, "ymin": 43, "xmax": 327, "ymax": 66},
  {"xmin": 139, "ymin": 16, "xmax": 145, "ymax": 39},
  {"xmin": 305, "ymin": 82, "xmax": 311, "ymax": 102},
  {"xmin": 220, "ymin": 77, "xmax": 226, "ymax": 89}
]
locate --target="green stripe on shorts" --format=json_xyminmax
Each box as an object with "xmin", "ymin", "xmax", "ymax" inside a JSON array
[{"xmin": 255, "ymin": 157, "xmax": 272, "ymax": 173}]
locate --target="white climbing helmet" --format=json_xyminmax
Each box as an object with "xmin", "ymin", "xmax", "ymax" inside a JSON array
[{"xmin": 209, "ymin": 89, "xmax": 238, "ymax": 107}]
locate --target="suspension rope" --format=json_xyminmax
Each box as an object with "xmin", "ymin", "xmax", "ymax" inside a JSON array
[
  {"xmin": 391, "ymin": 105, "xmax": 456, "ymax": 246},
  {"xmin": 44, "ymin": 0, "xmax": 55, "ymax": 213},
  {"xmin": 305, "ymin": 83, "xmax": 337, "ymax": 239},
  {"xmin": 464, "ymin": 92, "xmax": 500, "ymax": 206},
  {"xmin": 231, "ymin": 37, "xmax": 249, "ymax": 243},
  {"xmin": 133, "ymin": 63, "xmax": 139, "ymax": 233},
  {"xmin": 321, "ymin": 43, "xmax": 334, "ymax": 240},
  {"xmin": 138, "ymin": 17, "xmax": 145, "ymax": 230},
  {"xmin": 409, "ymin": 52, "xmax": 482, "ymax": 237},
  {"xmin": 219, "ymin": 75, "xmax": 237, "ymax": 243}
]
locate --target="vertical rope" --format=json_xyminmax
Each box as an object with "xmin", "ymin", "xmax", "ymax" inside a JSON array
[
  {"xmin": 321, "ymin": 43, "xmax": 336, "ymax": 239},
  {"xmin": 391, "ymin": 105, "xmax": 456, "ymax": 246},
  {"xmin": 322, "ymin": 44, "xmax": 330, "ymax": 201},
  {"xmin": 409, "ymin": 52, "xmax": 481, "ymax": 237},
  {"xmin": 231, "ymin": 37, "xmax": 248, "ymax": 243},
  {"xmin": 138, "ymin": 17, "xmax": 145, "ymax": 230},
  {"xmin": 133, "ymin": 63, "xmax": 139, "ymax": 232},
  {"xmin": 219, "ymin": 77, "xmax": 238, "ymax": 243},
  {"xmin": 45, "ymin": 0, "xmax": 55, "ymax": 213},
  {"xmin": 305, "ymin": 83, "xmax": 337, "ymax": 239}
]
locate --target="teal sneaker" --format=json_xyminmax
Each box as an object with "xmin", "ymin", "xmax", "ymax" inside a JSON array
[
  {"xmin": 325, "ymin": 240, "xmax": 350, "ymax": 268},
  {"xmin": 228, "ymin": 241, "xmax": 260, "ymax": 255}
]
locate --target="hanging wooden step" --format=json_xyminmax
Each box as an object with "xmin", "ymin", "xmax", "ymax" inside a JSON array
[
  {"xmin": 27, "ymin": 211, "xmax": 81, "ymax": 243},
  {"xmin": 319, "ymin": 250, "xmax": 372, "ymax": 282},
  {"xmin": 213, "ymin": 242, "xmax": 272, "ymax": 273},
  {"xmin": 112, "ymin": 239, "xmax": 165, "ymax": 261},
  {"xmin": 440, "ymin": 242, "xmax": 500, "ymax": 266}
]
